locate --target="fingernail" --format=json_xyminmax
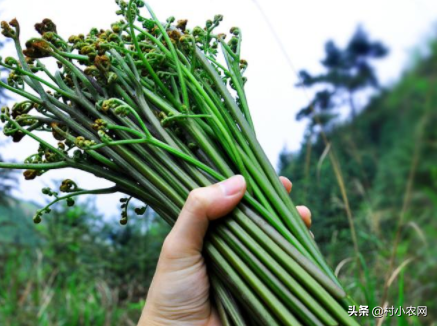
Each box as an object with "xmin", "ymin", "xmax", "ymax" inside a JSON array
[{"xmin": 220, "ymin": 175, "xmax": 246, "ymax": 196}]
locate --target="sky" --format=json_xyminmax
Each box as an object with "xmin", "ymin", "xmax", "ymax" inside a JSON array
[{"xmin": 1, "ymin": 0, "xmax": 437, "ymax": 218}]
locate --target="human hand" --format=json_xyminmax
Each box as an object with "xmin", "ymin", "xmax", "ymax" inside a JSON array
[{"xmin": 138, "ymin": 175, "xmax": 311, "ymax": 326}]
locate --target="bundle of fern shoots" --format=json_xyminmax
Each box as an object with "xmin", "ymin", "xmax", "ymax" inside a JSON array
[{"xmin": 0, "ymin": 1, "xmax": 359, "ymax": 325}]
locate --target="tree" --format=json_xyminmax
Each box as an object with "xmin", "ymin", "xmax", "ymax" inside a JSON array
[{"xmin": 297, "ymin": 27, "xmax": 388, "ymax": 129}]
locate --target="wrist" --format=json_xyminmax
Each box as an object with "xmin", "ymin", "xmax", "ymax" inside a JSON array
[
  {"xmin": 138, "ymin": 315, "xmax": 162, "ymax": 326},
  {"xmin": 138, "ymin": 304, "xmax": 166, "ymax": 326}
]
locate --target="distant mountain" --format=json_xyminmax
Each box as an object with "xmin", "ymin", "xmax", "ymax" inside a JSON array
[{"xmin": 0, "ymin": 197, "xmax": 40, "ymax": 247}]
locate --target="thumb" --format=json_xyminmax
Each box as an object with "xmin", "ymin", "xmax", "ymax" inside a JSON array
[{"xmin": 162, "ymin": 175, "xmax": 246, "ymax": 258}]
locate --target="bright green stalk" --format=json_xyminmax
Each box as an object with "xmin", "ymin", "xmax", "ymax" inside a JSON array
[
  {"xmin": 206, "ymin": 244, "xmax": 281, "ymax": 326},
  {"xmin": 185, "ymin": 78, "xmax": 252, "ymax": 191},
  {"xmin": 216, "ymin": 225, "xmax": 328, "ymax": 326},
  {"xmin": 0, "ymin": 62, "xmax": 72, "ymax": 98},
  {"xmin": 3, "ymin": 116, "xmax": 65, "ymax": 158},
  {"xmin": 0, "ymin": 79, "xmax": 43, "ymax": 104},
  {"xmin": 37, "ymin": 186, "xmax": 119, "ymax": 214},
  {"xmin": 210, "ymin": 274, "xmax": 247, "ymax": 326},
  {"xmin": 224, "ymin": 217, "xmax": 359, "ymax": 326},
  {"xmin": 143, "ymin": 2, "xmax": 190, "ymax": 110},
  {"xmin": 195, "ymin": 48, "xmax": 333, "ymax": 270},
  {"xmin": 126, "ymin": 0, "xmax": 180, "ymax": 109},
  {"xmin": 0, "ymin": 161, "xmax": 69, "ymax": 170},
  {"xmin": 219, "ymin": 41, "xmax": 254, "ymax": 130},
  {"xmin": 240, "ymin": 206, "xmax": 346, "ymax": 299},
  {"xmin": 51, "ymin": 125, "xmax": 120, "ymax": 172},
  {"xmin": 211, "ymin": 234, "xmax": 303, "ymax": 326},
  {"xmin": 50, "ymin": 51, "xmax": 101, "ymax": 100},
  {"xmin": 138, "ymin": 82, "xmax": 236, "ymax": 177},
  {"xmin": 109, "ymin": 50, "xmax": 223, "ymax": 191}
]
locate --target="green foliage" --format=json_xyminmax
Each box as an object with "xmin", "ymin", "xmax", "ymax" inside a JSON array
[
  {"xmin": 0, "ymin": 198, "xmax": 170, "ymax": 325},
  {"xmin": 280, "ymin": 40, "xmax": 437, "ymax": 324}
]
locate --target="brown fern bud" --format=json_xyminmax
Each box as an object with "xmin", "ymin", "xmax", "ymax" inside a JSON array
[
  {"xmin": 167, "ymin": 30, "xmax": 181, "ymax": 43},
  {"xmin": 94, "ymin": 55, "xmax": 111, "ymax": 72},
  {"xmin": 176, "ymin": 19, "xmax": 188, "ymax": 32},
  {"xmin": 1, "ymin": 21, "xmax": 15, "ymax": 38},
  {"xmin": 23, "ymin": 39, "xmax": 52, "ymax": 59},
  {"xmin": 24, "ymin": 169, "xmax": 38, "ymax": 180},
  {"xmin": 51, "ymin": 122, "xmax": 66, "ymax": 141},
  {"xmin": 35, "ymin": 18, "xmax": 57, "ymax": 35},
  {"xmin": 60, "ymin": 179, "xmax": 78, "ymax": 193}
]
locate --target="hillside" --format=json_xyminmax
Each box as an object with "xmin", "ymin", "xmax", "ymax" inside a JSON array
[
  {"xmin": 279, "ymin": 41, "xmax": 437, "ymax": 323},
  {"xmin": 0, "ymin": 197, "xmax": 40, "ymax": 247}
]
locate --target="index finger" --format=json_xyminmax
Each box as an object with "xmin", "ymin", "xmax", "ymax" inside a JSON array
[{"xmin": 279, "ymin": 176, "xmax": 292, "ymax": 194}]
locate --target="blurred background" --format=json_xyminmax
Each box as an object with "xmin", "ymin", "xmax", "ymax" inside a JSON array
[{"xmin": 0, "ymin": 0, "xmax": 436, "ymax": 325}]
